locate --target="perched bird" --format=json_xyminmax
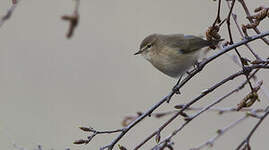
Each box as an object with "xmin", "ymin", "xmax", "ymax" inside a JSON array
[{"xmin": 134, "ymin": 34, "xmax": 222, "ymax": 78}]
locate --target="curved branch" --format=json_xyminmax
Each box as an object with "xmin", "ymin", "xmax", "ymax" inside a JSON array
[
  {"xmin": 100, "ymin": 31, "xmax": 269, "ymax": 150},
  {"xmin": 136, "ymin": 64, "xmax": 269, "ymax": 150}
]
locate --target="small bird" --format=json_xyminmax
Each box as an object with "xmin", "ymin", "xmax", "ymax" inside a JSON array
[{"xmin": 134, "ymin": 34, "xmax": 222, "ymax": 78}]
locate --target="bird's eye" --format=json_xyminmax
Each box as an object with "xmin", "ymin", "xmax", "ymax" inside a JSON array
[{"xmin": 146, "ymin": 44, "xmax": 152, "ymax": 49}]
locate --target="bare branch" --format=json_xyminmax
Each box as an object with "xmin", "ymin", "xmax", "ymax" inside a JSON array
[
  {"xmin": 226, "ymin": 0, "xmax": 255, "ymax": 93},
  {"xmin": 97, "ymin": 32, "xmax": 269, "ymax": 150},
  {"xmin": 212, "ymin": 0, "xmax": 222, "ymax": 27},
  {"xmin": 226, "ymin": 1, "xmax": 262, "ymax": 60},
  {"xmin": 238, "ymin": 0, "xmax": 269, "ymax": 45},
  {"xmin": 0, "ymin": 0, "xmax": 20, "ymax": 28},
  {"xmin": 174, "ymin": 106, "xmax": 265, "ymax": 114},
  {"xmin": 235, "ymin": 106, "xmax": 269, "ymax": 150},
  {"xmin": 191, "ymin": 115, "xmax": 249, "ymax": 150},
  {"xmin": 149, "ymin": 70, "xmax": 265, "ymax": 150},
  {"xmin": 62, "ymin": 0, "xmax": 80, "ymax": 38},
  {"xmin": 74, "ymin": 127, "xmax": 123, "ymax": 145}
]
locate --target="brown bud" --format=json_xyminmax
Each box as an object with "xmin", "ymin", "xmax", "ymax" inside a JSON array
[
  {"xmin": 79, "ymin": 127, "xmax": 95, "ymax": 132},
  {"xmin": 73, "ymin": 139, "xmax": 88, "ymax": 145},
  {"xmin": 118, "ymin": 144, "xmax": 128, "ymax": 150},
  {"xmin": 155, "ymin": 132, "xmax": 161, "ymax": 143},
  {"xmin": 174, "ymin": 104, "xmax": 184, "ymax": 109}
]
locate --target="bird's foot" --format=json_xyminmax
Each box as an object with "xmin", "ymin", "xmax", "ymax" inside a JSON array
[
  {"xmin": 172, "ymin": 75, "xmax": 182, "ymax": 95},
  {"xmin": 193, "ymin": 60, "xmax": 201, "ymax": 69},
  {"xmin": 172, "ymin": 85, "xmax": 181, "ymax": 94}
]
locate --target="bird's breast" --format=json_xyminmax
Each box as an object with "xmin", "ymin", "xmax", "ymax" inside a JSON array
[{"xmin": 149, "ymin": 49, "xmax": 199, "ymax": 78}]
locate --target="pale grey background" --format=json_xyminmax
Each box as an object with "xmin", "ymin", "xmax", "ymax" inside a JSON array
[{"xmin": 0, "ymin": 0, "xmax": 269, "ymax": 150}]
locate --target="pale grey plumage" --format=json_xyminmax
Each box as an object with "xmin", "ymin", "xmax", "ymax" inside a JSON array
[{"xmin": 135, "ymin": 33, "xmax": 221, "ymax": 78}]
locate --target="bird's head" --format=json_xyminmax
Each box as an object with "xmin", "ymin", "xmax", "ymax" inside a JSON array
[{"xmin": 134, "ymin": 34, "xmax": 161, "ymax": 59}]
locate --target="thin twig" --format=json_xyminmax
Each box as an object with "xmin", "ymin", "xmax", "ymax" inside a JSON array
[
  {"xmin": 135, "ymin": 63, "xmax": 269, "ymax": 150},
  {"xmin": 150, "ymin": 70, "xmax": 263, "ymax": 150},
  {"xmin": 226, "ymin": 1, "xmax": 261, "ymax": 60},
  {"xmin": 129, "ymin": 106, "xmax": 265, "ymax": 120},
  {"xmin": 226, "ymin": 0, "xmax": 255, "ymax": 93},
  {"xmin": 0, "ymin": 0, "xmax": 20, "ymax": 28},
  {"xmin": 212, "ymin": 0, "xmax": 222, "ymax": 27},
  {"xmin": 259, "ymin": 84, "xmax": 269, "ymax": 102},
  {"xmin": 174, "ymin": 106, "xmax": 265, "ymax": 114},
  {"xmin": 97, "ymin": 32, "xmax": 269, "ymax": 150},
  {"xmin": 62, "ymin": 0, "xmax": 80, "ymax": 38},
  {"xmin": 191, "ymin": 115, "xmax": 249, "ymax": 150},
  {"xmin": 235, "ymin": 106, "xmax": 269, "ymax": 150},
  {"xmin": 238, "ymin": 0, "xmax": 269, "ymax": 45},
  {"xmin": 74, "ymin": 127, "xmax": 123, "ymax": 145}
]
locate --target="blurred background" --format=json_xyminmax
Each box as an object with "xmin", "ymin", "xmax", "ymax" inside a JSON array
[{"xmin": 0, "ymin": 0, "xmax": 269, "ymax": 149}]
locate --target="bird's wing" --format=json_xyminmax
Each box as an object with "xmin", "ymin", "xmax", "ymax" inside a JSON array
[{"xmin": 167, "ymin": 34, "xmax": 211, "ymax": 54}]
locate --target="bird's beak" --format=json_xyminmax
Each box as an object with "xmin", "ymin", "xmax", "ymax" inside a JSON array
[
  {"xmin": 134, "ymin": 47, "xmax": 146, "ymax": 55},
  {"xmin": 134, "ymin": 50, "xmax": 143, "ymax": 55}
]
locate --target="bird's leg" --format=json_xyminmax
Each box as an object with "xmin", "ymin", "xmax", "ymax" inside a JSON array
[
  {"xmin": 187, "ymin": 61, "xmax": 200, "ymax": 75},
  {"xmin": 186, "ymin": 71, "xmax": 191, "ymax": 75},
  {"xmin": 172, "ymin": 75, "xmax": 182, "ymax": 95}
]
